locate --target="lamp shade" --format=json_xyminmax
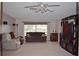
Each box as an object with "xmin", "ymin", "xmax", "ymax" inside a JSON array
[{"xmin": 0, "ymin": 25, "xmax": 11, "ymax": 33}]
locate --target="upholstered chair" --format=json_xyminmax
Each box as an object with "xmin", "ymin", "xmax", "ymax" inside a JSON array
[{"xmin": 2, "ymin": 32, "xmax": 20, "ymax": 50}]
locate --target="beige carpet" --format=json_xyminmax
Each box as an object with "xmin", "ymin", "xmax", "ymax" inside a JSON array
[{"xmin": 2, "ymin": 41, "xmax": 74, "ymax": 56}]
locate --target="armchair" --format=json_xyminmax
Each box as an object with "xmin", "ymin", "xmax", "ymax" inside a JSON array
[{"xmin": 2, "ymin": 32, "xmax": 20, "ymax": 50}]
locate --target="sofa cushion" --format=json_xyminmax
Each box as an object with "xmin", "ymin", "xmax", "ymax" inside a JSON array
[
  {"xmin": 9, "ymin": 32, "xmax": 15, "ymax": 39},
  {"xmin": 26, "ymin": 34, "xmax": 31, "ymax": 37},
  {"xmin": 41, "ymin": 34, "xmax": 46, "ymax": 37}
]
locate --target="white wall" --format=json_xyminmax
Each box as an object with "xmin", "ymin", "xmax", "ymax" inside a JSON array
[
  {"xmin": 47, "ymin": 19, "xmax": 61, "ymax": 42},
  {"xmin": 16, "ymin": 20, "xmax": 24, "ymax": 37},
  {"xmin": 16, "ymin": 19, "xmax": 61, "ymax": 42},
  {"xmin": 3, "ymin": 13, "xmax": 16, "ymax": 33}
]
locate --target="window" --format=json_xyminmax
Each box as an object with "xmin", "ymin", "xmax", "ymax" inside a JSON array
[{"xmin": 24, "ymin": 24, "xmax": 47, "ymax": 36}]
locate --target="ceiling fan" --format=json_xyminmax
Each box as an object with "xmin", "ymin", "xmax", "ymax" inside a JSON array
[{"xmin": 24, "ymin": 2, "xmax": 60, "ymax": 13}]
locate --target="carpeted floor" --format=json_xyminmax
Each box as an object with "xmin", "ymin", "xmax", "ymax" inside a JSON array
[{"xmin": 1, "ymin": 41, "xmax": 74, "ymax": 56}]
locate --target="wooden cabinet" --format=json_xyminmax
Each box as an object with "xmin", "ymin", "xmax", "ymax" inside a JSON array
[
  {"xmin": 60, "ymin": 15, "xmax": 78, "ymax": 56},
  {"xmin": 50, "ymin": 33, "xmax": 58, "ymax": 41}
]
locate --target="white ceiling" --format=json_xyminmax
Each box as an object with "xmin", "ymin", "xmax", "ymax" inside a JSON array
[{"xmin": 3, "ymin": 2, "xmax": 76, "ymax": 21}]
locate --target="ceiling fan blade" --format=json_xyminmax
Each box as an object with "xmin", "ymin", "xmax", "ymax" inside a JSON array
[
  {"xmin": 24, "ymin": 5, "xmax": 39, "ymax": 8},
  {"xmin": 47, "ymin": 5, "xmax": 60, "ymax": 7},
  {"xmin": 47, "ymin": 9, "xmax": 55, "ymax": 12},
  {"xmin": 29, "ymin": 8, "xmax": 37, "ymax": 10},
  {"xmin": 35, "ymin": 9, "xmax": 41, "ymax": 13}
]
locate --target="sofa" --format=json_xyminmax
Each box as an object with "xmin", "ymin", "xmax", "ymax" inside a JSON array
[{"xmin": 25, "ymin": 32, "xmax": 46, "ymax": 42}]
